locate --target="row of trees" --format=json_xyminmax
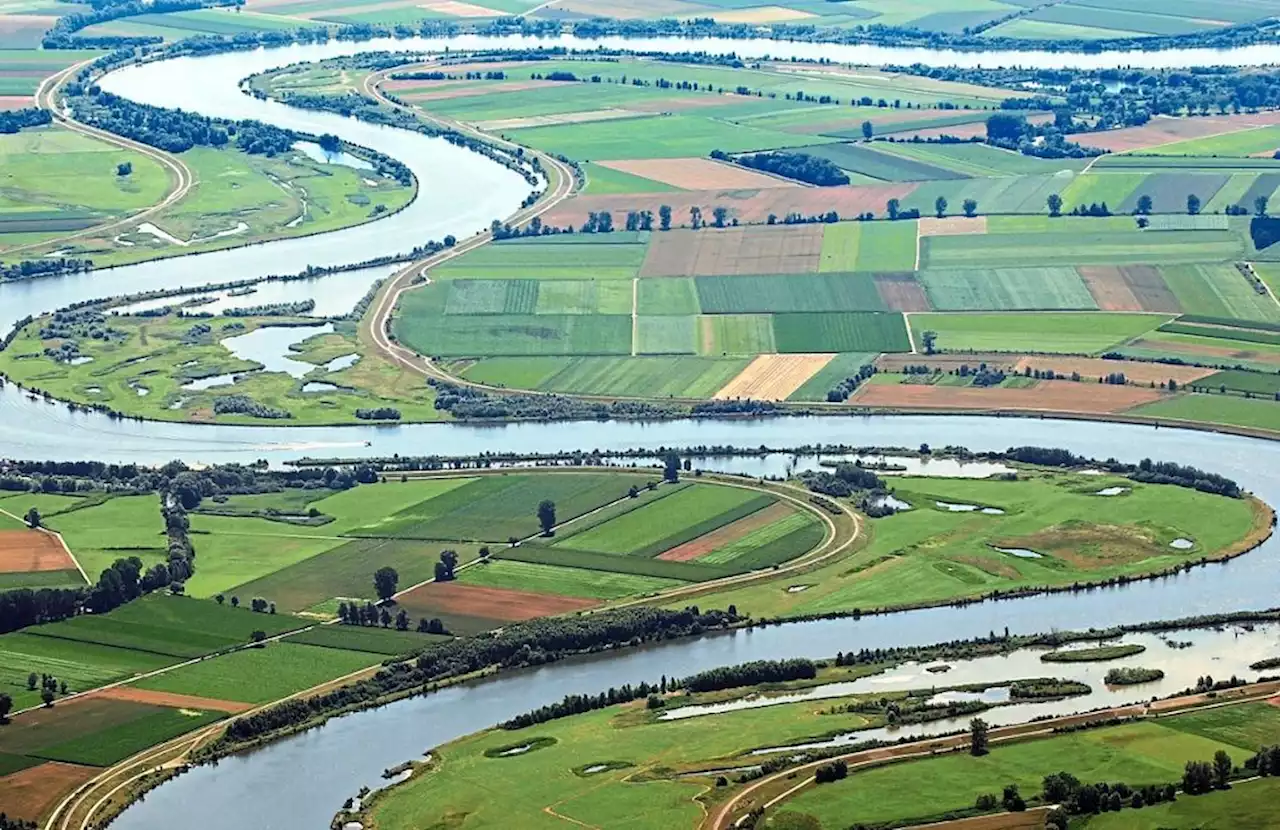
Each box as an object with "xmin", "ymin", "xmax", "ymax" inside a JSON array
[
  {"xmin": 719, "ymin": 150, "xmax": 850, "ymax": 187},
  {"xmin": 0, "ymin": 107, "xmax": 51, "ymax": 135}
]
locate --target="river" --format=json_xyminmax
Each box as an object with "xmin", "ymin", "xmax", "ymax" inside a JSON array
[{"xmin": 7, "ymin": 28, "xmax": 1280, "ymax": 830}]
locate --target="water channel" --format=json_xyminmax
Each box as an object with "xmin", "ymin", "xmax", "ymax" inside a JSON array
[{"xmin": 9, "ymin": 27, "xmax": 1280, "ymax": 830}]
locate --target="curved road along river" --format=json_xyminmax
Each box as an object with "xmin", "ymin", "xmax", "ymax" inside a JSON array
[{"xmin": 6, "ymin": 30, "xmax": 1280, "ymax": 830}]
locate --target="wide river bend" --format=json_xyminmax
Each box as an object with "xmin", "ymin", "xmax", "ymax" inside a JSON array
[{"xmin": 5, "ymin": 30, "xmax": 1280, "ymax": 829}]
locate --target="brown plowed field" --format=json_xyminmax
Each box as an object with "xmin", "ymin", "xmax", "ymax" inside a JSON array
[
  {"xmin": 849, "ymin": 379, "xmax": 1165, "ymax": 413},
  {"xmin": 599, "ymin": 157, "xmax": 797, "ymax": 190},
  {"xmin": 420, "ymin": 0, "xmax": 505, "ymax": 16},
  {"xmin": 397, "ymin": 581, "xmax": 597, "ymax": 622},
  {"xmin": 713, "ymin": 353, "xmax": 835, "ymax": 401},
  {"xmin": 543, "ymin": 183, "xmax": 919, "ymax": 228},
  {"xmin": 94, "ymin": 686, "xmax": 252, "ymax": 714},
  {"xmin": 874, "ymin": 273, "xmax": 931, "ymax": 311},
  {"xmin": 1077, "ymin": 265, "xmax": 1143, "ymax": 311},
  {"xmin": 919, "ymin": 216, "xmax": 987, "ymax": 237},
  {"xmin": 0, "ymin": 96, "xmax": 31, "ymax": 111},
  {"xmin": 0, "ymin": 761, "xmax": 97, "ymax": 823},
  {"xmin": 1012, "ymin": 356, "xmax": 1216, "ymax": 385},
  {"xmin": 0, "ymin": 529, "xmax": 76, "ymax": 574},
  {"xmin": 640, "ymin": 225, "xmax": 824, "ymax": 277},
  {"xmin": 1086, "ymin": 112, "xmax": 1280, "ymax": 153},
  {"xmin": 1120, "ymin": 264, "xmax": 1182, "ymax": 313},
  {"xmin": 657, "ymin": 502, "xmax": 793, "ymax": 562}
]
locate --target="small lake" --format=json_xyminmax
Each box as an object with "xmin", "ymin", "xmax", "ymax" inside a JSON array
[
  {"xmin": 993, "ymin": 546, "xmax": 1043, "ymax": 559},
  {"xmin": 222, "ymin": 323, "xmax": 333, "ymax": 379},
  {"xmin": 1096, "ymin": 486, "xmax": 1130, "ymax": 496},
  {"xmin": 294, "ymin": 140, "xmax": 376, "ymax": 171}
]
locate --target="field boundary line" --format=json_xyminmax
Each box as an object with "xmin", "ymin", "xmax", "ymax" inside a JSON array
[
  {"xmin": 904, "ymin": 311, "xmax": 917, "ymax": 353},
  {"xmin": 0, "ymin": 505, "xmax": 89, "ymax": 584},
  {"xmin": 631, "ymin": 277, "xmax": 638, "ymax": 356},
  {"xmin": 913, "ymin": 219, "xmax": 922, "ymax": 270},
  {"xmin": 1244, "ymin": 260, "xmax": 1280, "ymax": 313}
]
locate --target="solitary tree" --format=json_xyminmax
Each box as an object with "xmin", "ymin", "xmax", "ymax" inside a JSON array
[
  {"xmin": 1183, "ymin": 760, "xmax": 1214, "ymax": 794},
  {"xmin": 395, "ymin": 609, "xmax": 410, "ymax": 631},
  {"xmin": 230, "ymin": 595, "xmax": 240, "ymax": 608},
  {"xmin": 664, "ymin": 452, "xmax": 681, "ymax": 483},
  {"xmin": 969, "ymin": 718, "xmax": 990, "ymax": 756},
  {"xmin": 251, "ymin": 630, "xmax": 266, "ymax": 645},
  {"xmin": 41, "ymin": 687, "xmax": 54, "ymax": 708},
  {"xmin": 379, "ymin": 607, "xmax": 392, "ymax": 628},
  {"xmin": 26, "ymin": 673, "xmax": 37, "ymax": 691},
  {"xmin": 374, "ymin": 566, "xmax": 399, "ymax": 601},
  {"xmin": 1135, "ymin": 194, "xmax": 1154, "ymax": 215},
  {"xmin": 712, "ymin": 206, "xmax": 729, "ymax": 228},
  {"xmin": 1257, "ymin": 195, "xmax": 1270, "ymax": 217},
  {"xmin": 0, "ymin": 692, "xmax": 11, "ymax": 723},
  {"xmin": 24, "ymin": 508, "xmax": 39, "ymax": 529},
  {"xmin": 935, "ymin": 196, "xmax": 948, "ymax": 219},
  {"xmin": 886, "ymin": 198, "xmax": 900, "ymax": 220},
  {"xmin": 861, "ymin": 120, "xmax": 873, "ymax": 140},
  {"xmin": 1047, "ymin": 193, "xmax": 1063, "ymax": 217},
  {"xmin": 215, "ymin": 594, "xmax": 225, "ymax": 605},
  {"xmin": 538, "ymin": 500, "xmax": 557, "ymax": 536},
  {"xmin": 433, "ymin": 550, "xmax": 458, "ymax": 582},
  {"xmin": 689, "ymin": 205, "xmax": 703, "ymax": 230},
  {"xmin": 921, "ymin": 330, "xmax": 938, "ymax": 355},
  {"xmin": 1187, "ymin": 193, "xmax": 1201, "ymax": 216},
  {"xmin": 962, "ymin": 198, "xmax": 978, "ymax": 218},
  {"xmin": 478, "ymin": 545, "xmax": 491, "ymax": 561},
  {"xmin": 658, "ymin": 204, "xmax": 672, "ymax": 231},
  {"xmin": 1213, "ymin": 749, "xmax": 1234, "ymax": 789},
  {"xmin": 116, "ymin": 161, "xmax": 132, "ymax": 177}
]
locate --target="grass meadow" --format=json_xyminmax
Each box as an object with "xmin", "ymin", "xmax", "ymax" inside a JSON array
[{"xmin": 909, "ymin": 312, "xmax": 1167, "ymax": 353}]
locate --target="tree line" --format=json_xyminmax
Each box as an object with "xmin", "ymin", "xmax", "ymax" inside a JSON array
[
  {"xmin": 65, "ymin": 88, "xmax": 295, "ymax": 156},
  {"xmin": 0, "ymin": 108, "xmax": 51, "ymax": 135},
  {"xmin": 721, "ymin": 150, "xmax": 850, "ymax": 187}
]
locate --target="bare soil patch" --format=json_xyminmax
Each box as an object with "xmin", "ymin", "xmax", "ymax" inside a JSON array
[
  {"xmin": 873, "ymin": 273, "xmax": 931, "ymax": 311},
  {"xmin": 998, "ymin": 523, "xmax": 1165, "ymax": 569},
  {"xmin": 924, "ymin": 811, "xmax": 1049, "ymax": 830},
  {"xmin": 0, "ymin": 96, "xmax": 31, "ymax": 111},
  {"xmin": 600, "ymin": 157, "xmax": 796, "ymax": 190},
  {"xmin": 419, "ymin": 0, "xmax": 505, "ymax": 16},
  {"xmin": 0, "ymin": 761, "xmax": 97, "ymax": 823},
  {"xmin": 94, "ymin": 686, "xmax": 252, "ymax": 714},
  {"xmin": 713, "ymin": 354, "xmax": 835, "ymax": 401},
  {"xmin": 398, "ymin": 581, "xmax": 598, "ymax": 622},
  {"xmin": 1077, "ymin": 265, "xmax": 1143, "ymax": 312},
  {"xmin": 658, "ymin": 502, "xmax": 793, "ymax": 562},
  {"xmin": 849, "ymin": 379, "xmax": 1164, "ymax": 413},
  {"xmin": 918, "ymin": 216, "xmax": 987, "ymax": 237},
  {"xmin": 1013, "ymin": 355, "xmax": 1214, "ymax": 385},
  {"xmin": 626, "ymin": 95, "xmax": 742, "ymax": 114},
  {"xmin": 0, "ymin": 529, "xmax": 76, "ymax": 574},
  {"xmin": 1131, "ymin": 337, "xmax": 1280, "ymax": 366},
  {"xmin": 710, "ymin": 5, "xmax": 814, "ymax": 22},
  {"xmin": 640, "ymin": 225, "xmax": 824, "ymax": 277},
  {"xmin": 542, "ymin": 183, "xmax": 919, "ymax": 229},
  {"xmin": 1120, "ymin": 265, "xmax": 1182, "ymax": 313},
  {"xmin": 1085, "ymin": 113, "xmax": 1280, "ymax": 153}
]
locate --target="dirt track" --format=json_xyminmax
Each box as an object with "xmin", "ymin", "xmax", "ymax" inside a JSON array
[{"xmin": 94, "ymin": 686, "xmax": 252, "ymax": 714}]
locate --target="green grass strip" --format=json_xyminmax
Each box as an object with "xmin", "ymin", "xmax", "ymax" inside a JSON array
[
  {"xmin": 696, "ymin": 512, "xmax": 817, "ymax": 565},
  {"xmin": 1159, "ymin": 322, "xmax": 1280, "ymax": 346},
  {"xmin": 632, "ymin": 495, "xmax": 776, "ymax": 558}
]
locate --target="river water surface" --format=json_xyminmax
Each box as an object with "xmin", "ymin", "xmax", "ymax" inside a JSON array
[{"xmin": 10, "ymin": 28, "xmax": 1280, "ymax": 830}]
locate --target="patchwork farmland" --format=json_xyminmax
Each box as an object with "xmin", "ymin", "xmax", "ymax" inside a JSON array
[{"xmin": 374, "ymin": 54, "xmax": 1280, "ymax": 433}]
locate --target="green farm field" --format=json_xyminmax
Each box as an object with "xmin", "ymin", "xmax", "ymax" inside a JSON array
[
  {"xmin": 554, "ymin": 483, "xmax": 772, "ymax": 556},
  {"xmin": 131, "ymin": 641, "xmax": 380, "ymax": 704},
  {"xmin": 0, "ymin": 633, "xmax": 174, "ymax": 710},
  {"xmin": 681, "ymin": 469, "xmax": 1264, "ymax": 619},
  {"xmin": 909, "ymin": 312, "xmax": 1168, "ymax": 353}
]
